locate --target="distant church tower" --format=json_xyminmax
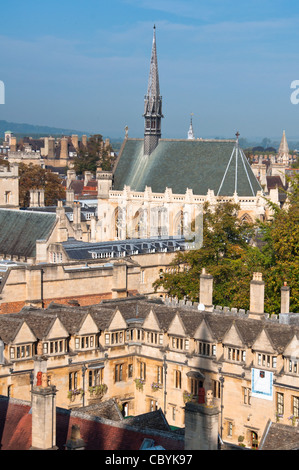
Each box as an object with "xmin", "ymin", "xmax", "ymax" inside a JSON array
[{"xmin": 143, "ymin": 26, "xmax": 163, "ymax": 156}]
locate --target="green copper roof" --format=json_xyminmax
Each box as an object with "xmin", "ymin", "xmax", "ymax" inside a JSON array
[
  {"xmin": 0, "ymin": 209, "xmax": 56, "ymax": 258},
  {"xmin": 113, "ymin": 138, "xmax": 261, "ymax": 197}
]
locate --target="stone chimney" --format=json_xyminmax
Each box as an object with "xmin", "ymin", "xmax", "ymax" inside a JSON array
[
  {"xmin": 56, "ymin": 201, "xmax": 69, "ymax": 242},
  {"xmin": 185, "ymin": 390, "xmax": 219, "ymax": 450},
  {"xmin": 97, "ymin": 168, "xmax": 113, "ymax": 199},
  {"xmin": 66, "ymin": 169, "xmax": 76, "ymax": 189},
  {"xmin": 65, "ymin": 425, "xmax": 85, "ymax": 450},
  {"xmin": 81, "ymin": 135, "xmax": 87, "ymax": 147},
  {"xmin": 29, "ymin": 189, "xmax": 45, "ymax": 208},
  {"xmin": 199, "ymin": 269, "xmax": 213, "ymax": 312},
  {"xmin": 10, "ymin": 136, "xmax": 17, "ymax": 152},
  {"xmin": 30, "ymin": 356, "xmax": 58, "ymax": 450},
  {"xmin": 248, "ymin": 272, "xmax": 265, "ymax": 319},
  {"xmin": 71, "ymin": 134, "xmax": 79, "ymax": 149},
  {"xmin": 90, "ymin": 215, "xmax": 96, "ymax": 242},
  {"xmin": 48, "ymin": 137, "xmax": 55, "ymax": 159},
  {"xmin": 66, "ymin": 189, "xmax": 74, "ymax": 206},
  {"xmin": 41, "ymin": 137, "xmax": 49, "ymax": 157},
  {"xmin": 84, "ymin": 171, "xmax": 92, "ymax": 186},
  {"xmin": 60, "ymin": 137, "xmax": 68, "ymax": 160},
  {"xmin": 281, "ymin": 282, "xmax": 290, "ymax": 314},
  {"xmin": 72, "ymin": 201, "xmax": 82, "ymax": 239}
]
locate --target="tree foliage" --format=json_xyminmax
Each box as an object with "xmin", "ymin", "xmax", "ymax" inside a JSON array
[
  {"xmin": 258, "ymin": 174, "xmax": 299, "ymax": 313},
  {"xmin": 19, "ymin": 163, "xmax": 65, "ymax": 208},
  {"xmin": 154, "ymin": 179, "xmax": 299, "ymax": 314},
  {"xmin": 73, "ymin": 134, "xmax": 115, "ymax": 174},
  {"xmin": 154, "ymin": 202, "xmax": 257, "ymax": 309}
]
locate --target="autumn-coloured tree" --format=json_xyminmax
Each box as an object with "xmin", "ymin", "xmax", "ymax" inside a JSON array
[{"xmin": 19, "ymin": 163, "xmax": 65, "ymax": 208}]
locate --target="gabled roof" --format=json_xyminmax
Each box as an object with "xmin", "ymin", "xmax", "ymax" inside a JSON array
[
  {"xmin": 113, "ymin": 138, "xmax": 261, "ymax": 197},
  {"xmin": 0, "ymin": 209, "xmax": 56, "ymax": 258},
  {"xmin": 10, "ymin": 310, "xmax": 59, "ymax": 340},
  {"xmin": 0, "ymin": 316, "xmax": 25, "ymax": 343}
]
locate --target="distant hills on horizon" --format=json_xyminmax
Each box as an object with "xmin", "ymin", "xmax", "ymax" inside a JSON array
[
  {"xmin": 1, "ymin": 119, "xmax": 299, "ymax": 150},
  {"xmin": 0, "ymin": 120, "xmax": 91, "ymax": 139}
]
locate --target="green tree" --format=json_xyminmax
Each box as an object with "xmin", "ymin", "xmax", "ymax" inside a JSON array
[
  {"xmin": 73, "ymin": 134, "xmax": 114, "ymax": 174},
  {"xmin": 258, "ymin": 174, "xmax": 299, "ymax": 313},
  {"xmin": 154, "ymin": 176, "xmax": 299, "ymax": 315},
  {"xmin": 19, "ymin": 163, "xmax": 65, "ymax": 208},
  {"xmin": 154, "ymin": 202, "xmax": 258, "ymax": 309}
]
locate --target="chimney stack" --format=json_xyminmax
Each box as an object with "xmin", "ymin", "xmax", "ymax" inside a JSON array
[
  {"xmin": 84, "ymin": 171, "xmax": 92, "ymax": 186},
  {"xmin": 30, "ymin": 356, "xmax": 58, "ymax": 450},
  {"xmin": 10, "ymin": 136, "xmax": 17, "ymax": 152},
  {"xmin": 248, "ymin": 272, "xmax": 265, "ymax": 319},
  {"xmin": 281, "ymin": 282, "xmax": 290, "ymax": 314},
  {"xmin": 48, "ymin": 137, "xmax": 55, "ymax": 159},
  {"xmin": 199, "ymin": 269, "xmax": 213, "ymax": 312},
  {"xmin": 71, "ymin": 134, "xmax": 79, "ymax": 149},
  {"xmin": 60, "ymin": 137, "xmax": 68, "ymax": 160},
  {"xmin": 185, "ymin": 390, "xmax": 220, "ymax": 450},
  {"xmin": 66, "ymin": 189, "xmax": 74, "ymax": 206},
  {"xmin": 65, "ymin": 425, "xmax": 85, "ymax": 450}
]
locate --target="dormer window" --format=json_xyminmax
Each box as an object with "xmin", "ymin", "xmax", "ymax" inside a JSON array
[
  {"xmin": 256, "ymin": 353, "xmax": 277, "ymax": 369},
  {"xmin": 43, "ymin": 339, "xmax": 67, "ymax": 355},
  {"xmin": 171, "ymin": 336, "xmax": 189, "ymax": 351},
  {"xmin": 10, "ymin": 343, "xmax": 33, "ymax": 360},
  {"xmin": 288, "ymin": 358, "xmax": 299, "ymax": 375},
  {"xmin": 227, "ymin": 347, "xmax": 246, "ymax": 363},
  {"xmin": 105, "ymin": 331, "xmax": 124, "ymax": 346},
  {"xmin": 146, "ymin": 331, "xmax": 163, "ymax": 345},
  {"xmin": 198, "ymin": 341, "xmax": 216, "ymax": 357},
  {"xmin": 75, "ymin": 335, "xmax": 97, "ymax": 350}
]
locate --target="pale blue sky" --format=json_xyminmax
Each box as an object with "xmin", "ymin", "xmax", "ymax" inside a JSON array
[{"xmin": 1, "ymin": 0, "xmax": 299, "ymax": 141}]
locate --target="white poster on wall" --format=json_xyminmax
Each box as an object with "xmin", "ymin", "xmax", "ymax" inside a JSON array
[{"xmin": 251, "ymin": 368, "xmax": 273, "ymax": 401}]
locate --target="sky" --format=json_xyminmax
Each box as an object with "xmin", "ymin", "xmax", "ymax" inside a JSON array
[{"xmin": 1, "ymin": 0, "xmax": 299, "ymax": 141}]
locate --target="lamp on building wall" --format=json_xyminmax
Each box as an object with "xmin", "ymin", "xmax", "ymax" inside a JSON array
[
  {"xmin": 218, "ymin": 367, "xmax": 225, "ymax": 440},
  {"xmin": 81, "ymin": 364, "xmax": 87, "ymax": 407},
  {"xmin": 163, "ymin": 354, "xmax": 168, "ymax": 416}
]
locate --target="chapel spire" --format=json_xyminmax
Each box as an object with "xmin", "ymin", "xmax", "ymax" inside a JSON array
[
  {"xmin": 143, "ymin": 25, "xmax": 163, "ymax": 156},
  {"xmin": 188, "ymin": 113, "xmax": 195, "ymax": 140},
  {"xmin": 278, "ymin": 130, "xmax": 289, "ymax": 163}
]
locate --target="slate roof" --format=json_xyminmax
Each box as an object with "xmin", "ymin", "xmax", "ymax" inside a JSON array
[
  {"xmin": 113, "ymin": 138, "xmax": 262, "ymax": 197},
  {"xmin": 0, "ymin": 316, "xmax": 24, "ymax": 343},
  {"xmin": 0, "ymin": 209, "xmax": 56, "ymax": 258},
  {"xmin": 26, "ymin": 205, "xmax": 97, "ymax": 222},
  {"xmin": 5, "ymin": 298, "xmax": 299, "ymax": 354},
  {"xmin": 62, "ymin": 236, "xmax": 186, "ymax": 261},
  {"xmin": 259, "ymin": 421, "xmax": 299, "ymax": 450}
]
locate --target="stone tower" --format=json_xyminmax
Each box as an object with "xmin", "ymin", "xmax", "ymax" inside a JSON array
[{"xmin": 143, "ymin": 26, "xmax": 163, "ymax": 156}]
